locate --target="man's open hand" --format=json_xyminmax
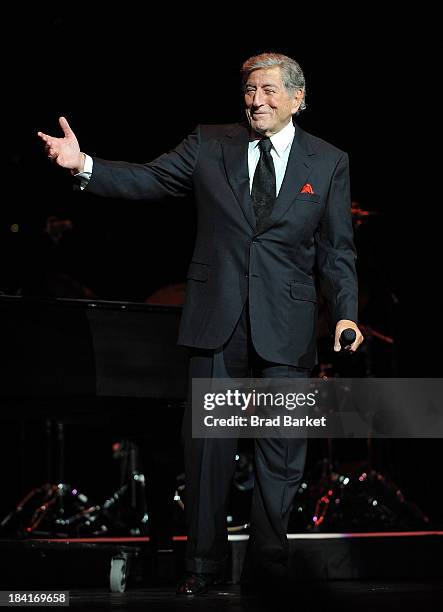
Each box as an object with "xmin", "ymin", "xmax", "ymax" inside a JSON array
[{"xmin": 37, "ymin": 116, "xmax": 85, "ymax": 172}]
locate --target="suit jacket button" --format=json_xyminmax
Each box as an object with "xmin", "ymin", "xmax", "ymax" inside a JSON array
[{"xmin": 245, "ymin": 273, "xmax": 249, "ymax": 278}]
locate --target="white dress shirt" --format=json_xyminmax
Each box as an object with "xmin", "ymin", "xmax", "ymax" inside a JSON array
[{"xmin": 248, "ymin": 120, "xmax": 295, "ymax": 196}]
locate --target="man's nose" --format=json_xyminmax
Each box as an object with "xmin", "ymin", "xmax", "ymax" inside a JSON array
[{"xmin": 252, "ymin": 89, "xmax": 264, "ymax": 106}]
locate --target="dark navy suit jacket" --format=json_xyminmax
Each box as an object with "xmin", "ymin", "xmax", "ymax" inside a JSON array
[{"xmin": 86, "ymin": 122, "xmax": 358, "ymax": 368}]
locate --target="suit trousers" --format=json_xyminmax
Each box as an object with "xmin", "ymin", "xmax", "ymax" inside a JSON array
[{"xmin": 181, "ymin": 300, "xmax": 309, "ymax": 580}]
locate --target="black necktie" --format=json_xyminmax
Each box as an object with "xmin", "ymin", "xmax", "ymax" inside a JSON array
[{"xmin": 251, "ymin": 137, "xmax": 276, "ymax": 230}]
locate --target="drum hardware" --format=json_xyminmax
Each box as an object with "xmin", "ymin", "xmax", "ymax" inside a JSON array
[{"xmin": 0, "ymin": 438, "xmax": 149, "ymax": 538}]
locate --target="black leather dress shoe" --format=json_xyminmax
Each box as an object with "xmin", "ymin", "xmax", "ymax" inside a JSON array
[{"xmin": 176, "ymin": 572, "xmax": 216, "ymax": 596}]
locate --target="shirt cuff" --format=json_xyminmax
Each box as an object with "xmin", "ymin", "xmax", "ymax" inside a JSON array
[{"xmin": 73, "ymin": 154, "xmax": 93, "ymax": 190}]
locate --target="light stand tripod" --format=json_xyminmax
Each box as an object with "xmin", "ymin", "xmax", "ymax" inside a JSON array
[
  {"xmin": 290, "ymin": 330, "xmax": 430, "ymax": 532},
  {"xmin": 0, "ymin": 422, "xmax": 149, "ymax": 538}
]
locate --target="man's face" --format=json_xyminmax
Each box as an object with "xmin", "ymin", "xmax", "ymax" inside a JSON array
[{"xmin": 244, "ymin": 67, "xmax": 303, "ymax": 137}]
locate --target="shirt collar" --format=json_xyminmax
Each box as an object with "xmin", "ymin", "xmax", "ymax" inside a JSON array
[{"xmin": 250, "ymin": 121, "xmax": 295, "ymax": 158}]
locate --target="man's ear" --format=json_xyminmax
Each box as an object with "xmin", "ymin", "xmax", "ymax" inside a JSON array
[{"xmin": 292, "ymin": 89, "xmax": 305, "ymax": 114}]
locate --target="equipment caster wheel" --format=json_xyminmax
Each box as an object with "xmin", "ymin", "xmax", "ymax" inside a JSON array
[{"xmin": 110, "ymin": 552, "xmax": 131, "ymax": 592}]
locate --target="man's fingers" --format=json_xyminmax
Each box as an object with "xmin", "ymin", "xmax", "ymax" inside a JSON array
[
  {"xmin": 59, "ymin": 116, "xmax": 73, "ymax": 137},
  {"xmin": 335, "ymin": 340, "xmax": 354, "ymax": 352},
  {"xmin": 348, "ymin": 334, "xmax": 364, "ymax": 352},
  {"xmin": 37, "ymin": 117, "xmax": 73, "ymax": 148},
  {"xmin": 334, "ymin": 329, "xmax": 344, "ymax": 351},
  {"xmin": 37, "ymin": 132, "xmax": 50, "ymax": 144}
]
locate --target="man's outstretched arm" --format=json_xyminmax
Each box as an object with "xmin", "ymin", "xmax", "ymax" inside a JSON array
[{"xmin": 37, "ymin": 116, "xmax": 199, "ymax": 201}]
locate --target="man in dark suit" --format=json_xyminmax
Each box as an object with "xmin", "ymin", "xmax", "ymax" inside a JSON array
[{"xmin": 38, "ymin": 52, "xmax": 363, "ymax": 596}]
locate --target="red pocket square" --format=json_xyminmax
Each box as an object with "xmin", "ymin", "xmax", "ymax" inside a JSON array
[{"xmin": 300, "ymin": 183, "xmax": 314, "ymax": 194}]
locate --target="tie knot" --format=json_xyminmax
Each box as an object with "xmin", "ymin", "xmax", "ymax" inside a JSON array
[{"xmin": 258, "ymin": 137, "xmax": 272, "ymax": 153}]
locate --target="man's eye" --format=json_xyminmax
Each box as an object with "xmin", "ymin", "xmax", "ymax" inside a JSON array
[{"xmin": 264, "ymin": 90, "xmax": 275, "ymax": 95}]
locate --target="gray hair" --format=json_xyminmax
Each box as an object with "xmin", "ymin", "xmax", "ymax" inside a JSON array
[{"xmin": 241, "ymin": 52, "xmax": 306, "ymax": 112}]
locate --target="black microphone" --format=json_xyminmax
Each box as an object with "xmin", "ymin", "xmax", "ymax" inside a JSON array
[{"xmin": 339, "ymin": 328, "xmax": 356, "ymax": 350}]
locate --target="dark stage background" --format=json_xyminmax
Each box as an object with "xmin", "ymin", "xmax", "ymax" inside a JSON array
[{"xmin": 1, "ymin": 11, "xmax": 441, "ymax": 534}]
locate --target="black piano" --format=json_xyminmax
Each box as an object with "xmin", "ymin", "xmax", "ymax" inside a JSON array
[
  {"xmin": 0, "ymin": 295, "xmax": 189, "ymax": 530},
  {"xmin": 0, "ymin": 295, "xmax": 188, "ymax": 399}
]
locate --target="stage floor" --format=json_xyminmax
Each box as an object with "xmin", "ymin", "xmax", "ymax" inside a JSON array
[{"xmin": 67, "ymin": 581, "xmax": 443, "ymax": 610}]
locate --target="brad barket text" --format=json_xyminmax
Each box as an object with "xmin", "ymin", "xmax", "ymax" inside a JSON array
[{"xmin": 203, "ymin": 415, "xmax": 327, "ymax": 428}]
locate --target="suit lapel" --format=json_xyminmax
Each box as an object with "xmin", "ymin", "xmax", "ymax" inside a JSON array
[
  {"xmin": 221, "ymin": 122, "xmax": 316, "ymax": 235},
  {"xmin": 221, "ymin": 124, "xmax": 256, "ymax": 231},
  {"xmin": 257, "ymin": 125, "xmax": 315, "ymax": 234}
]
